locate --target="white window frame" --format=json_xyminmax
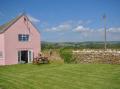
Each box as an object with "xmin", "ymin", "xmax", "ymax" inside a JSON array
[
  {"xmin": 28, "ymin": 50, "xmax": 33, "ymax": 63},
  {"xmin": 18, "ymin": 50, "xmax": 33, "ymax": 63},
  {"xmin": 18, "ymin": 34, "xmax": 29, "ymax": 42}
]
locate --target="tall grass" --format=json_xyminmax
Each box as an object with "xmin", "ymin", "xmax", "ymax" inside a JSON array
[{"xmin": 59, "ymin": 48, "xmax": 74, "ymax": 63}]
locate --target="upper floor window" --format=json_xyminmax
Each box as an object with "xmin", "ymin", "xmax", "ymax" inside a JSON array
[{"xmin": 18, "ymin": 34, "xmax": 29, "ymax": 42}]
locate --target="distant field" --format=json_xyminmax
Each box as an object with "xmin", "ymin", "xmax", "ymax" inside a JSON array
[{"xmin": 0, "ymin": 64, "xmax": 120, "ymax": 89}]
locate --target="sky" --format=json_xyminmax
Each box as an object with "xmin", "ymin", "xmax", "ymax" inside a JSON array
[{"xmin": 0, "ymin": 0, "xmax": 120, "ymax": 42}]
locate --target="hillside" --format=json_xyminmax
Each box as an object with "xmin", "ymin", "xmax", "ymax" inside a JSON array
[{"xmin": 41, "ymin": 41, "xmax": 120, "ymax": 49}]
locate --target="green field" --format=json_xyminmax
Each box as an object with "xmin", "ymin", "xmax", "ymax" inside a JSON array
[{"xmin": 0, "ymin": 64, "xmax": 120, "ymax": 89}]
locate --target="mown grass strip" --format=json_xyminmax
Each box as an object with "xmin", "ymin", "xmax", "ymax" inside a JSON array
[{"xmin": 0, "ymin": 64, "xmax": 120, "ymax": 89}]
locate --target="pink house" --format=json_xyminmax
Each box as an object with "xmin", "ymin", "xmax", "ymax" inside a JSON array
[{"xmin": 0, "ymin": 13, "xmax": 41, "ymax": 65}]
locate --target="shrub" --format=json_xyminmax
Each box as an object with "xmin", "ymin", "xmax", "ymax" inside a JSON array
[{"xmin": 59, "ymin": 48, "xmax": 73, "ymax": 63}]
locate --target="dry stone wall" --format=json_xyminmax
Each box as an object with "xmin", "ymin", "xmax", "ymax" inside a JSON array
[{"xmin": 72, "ymin": 49, "xmax": 120, "ymax": 64}]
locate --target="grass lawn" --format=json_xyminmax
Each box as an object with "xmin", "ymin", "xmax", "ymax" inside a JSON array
[{"xmin": 0, "ymin": 64, "xmax": 120, "ymax": 89}]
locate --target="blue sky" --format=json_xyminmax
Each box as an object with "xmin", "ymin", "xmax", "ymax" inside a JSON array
[{"xmin": 0, "ymin": 0, "xmax": 120, "ymax": 42}]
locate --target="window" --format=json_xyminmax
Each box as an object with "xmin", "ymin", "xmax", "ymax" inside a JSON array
[
  {"xmin": 18, "ymin": 34, "xmax": 29, "ymax": 42},
  {"xmin": 0, "ymin": 51, "xmax": 3, "ymax": 58}
]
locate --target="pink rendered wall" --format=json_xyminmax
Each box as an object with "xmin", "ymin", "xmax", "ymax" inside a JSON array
[
  {"xmin": 4, "ymin": 16, "xmax": 41, "ymax": 65},
  {"xmin": 0, "ymin": 34, "xmax": 5, "ymax": 65}
]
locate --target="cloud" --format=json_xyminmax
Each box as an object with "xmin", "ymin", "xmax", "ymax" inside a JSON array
[
  {"xmin": 73, "ymin": 25, "xmax": 95, "ymax": 37},
  {"xmin": 27, "ymin": 15, "xmax": 40, "ymax": 23},
  {"xmin": 108, "ymin": 27, "xmax": 120, "ymax": 33},
  {"xmin": 73, "ymin": 25, "xmax": 120, "ymax": 41},
  {"xmin": 44, "ymin": 23, "xmax": 71, "ymax": 32},
  {"xmin": 107, "ymin": 28, "xmax": 120, "ymax": 41},
  {"xmin": 73, "ymin": 26, "xmax": 91, "ymax": 33},
  {"xmin": 42, "ymin": 20, "xmax": 120, "ymax": 41},
  {"xmin": 73, "ymin": 25, "xmax": 120, "ymax": 33},
  {"xmin": 44, "ymin": 20, "xmax": 92, "ymax": 32}
]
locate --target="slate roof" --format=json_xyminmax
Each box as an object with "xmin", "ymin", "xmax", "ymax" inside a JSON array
[{"xmin": 0, "ymin": 13, "xmax": 24, "ymax": 34}]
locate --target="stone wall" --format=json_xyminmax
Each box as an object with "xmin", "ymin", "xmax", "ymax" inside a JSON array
[{"xmin": 72, "ymin": 49, "xmax": 120, "ymax": 64}]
